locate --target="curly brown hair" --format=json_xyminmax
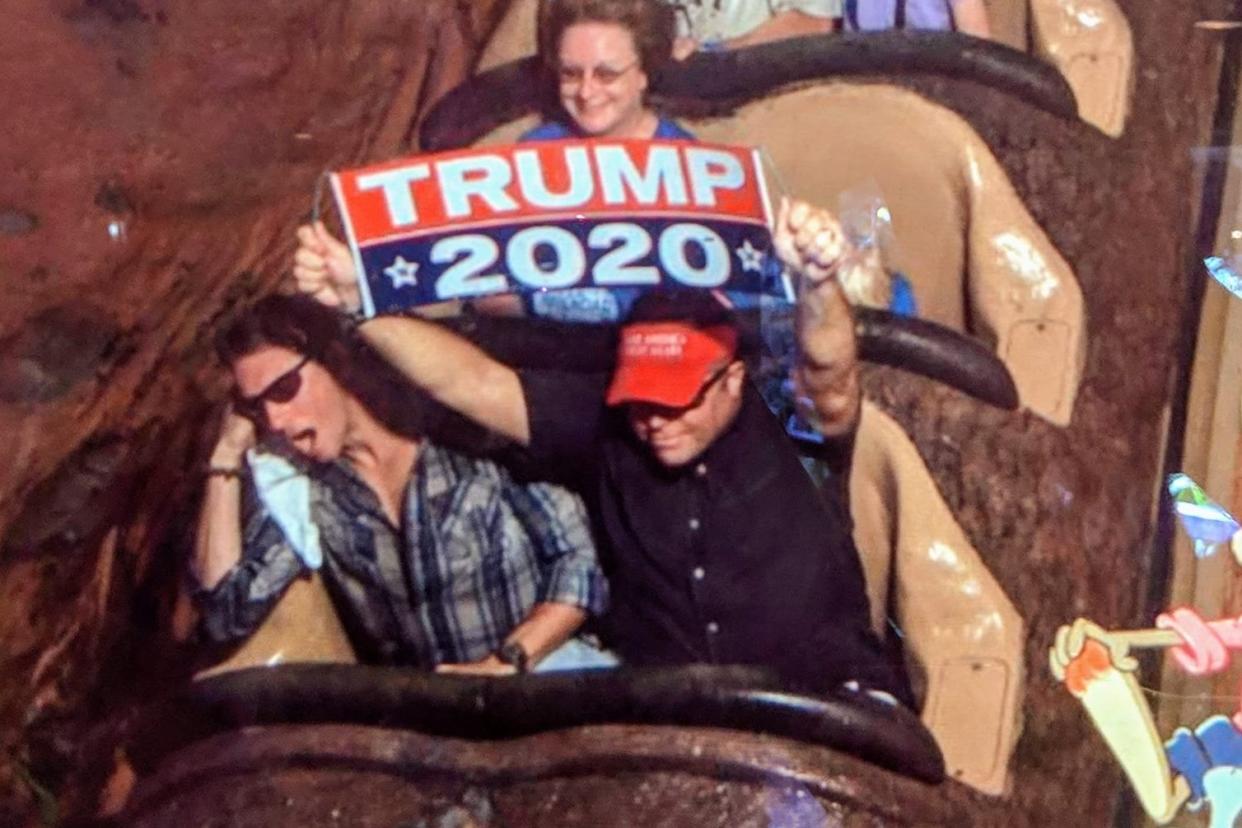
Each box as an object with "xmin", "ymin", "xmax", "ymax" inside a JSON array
[{"xmin": 538, "ymin": 0, "xmax": 677, "ymax": 76}]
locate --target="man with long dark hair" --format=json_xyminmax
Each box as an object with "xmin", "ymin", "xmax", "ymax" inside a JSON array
[{"xmin": 193, "ymin": 294, "xmax": 610, "ymax": 675}]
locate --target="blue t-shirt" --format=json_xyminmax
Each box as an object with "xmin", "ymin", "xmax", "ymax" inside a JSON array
[
  {"xmin": 889, "ymin": 273, "xmax": 917, "ymax": 316},
  {"xmin": 519, "ymin": 117, "xmax": 696, "ymax": 142}
]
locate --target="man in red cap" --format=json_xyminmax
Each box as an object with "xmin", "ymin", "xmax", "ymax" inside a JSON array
[{"xmin": 291, "ymin": 198, "xmax": 912, "ymax": 702}]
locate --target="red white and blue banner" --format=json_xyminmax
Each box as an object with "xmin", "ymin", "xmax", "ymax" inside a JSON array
[{"xmin": 329, "ymin": 139, "xmax": 782, "ymax": 317}]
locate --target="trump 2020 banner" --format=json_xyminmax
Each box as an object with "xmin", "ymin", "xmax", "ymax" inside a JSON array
[{"xmin": 329, "ymin": 139, "xmax": 782, "ymax": 317}]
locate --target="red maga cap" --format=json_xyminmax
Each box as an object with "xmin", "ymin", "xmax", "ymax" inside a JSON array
[{"xmin": 606, "ymin": 322, "xmax": 739, "ymax": 407}]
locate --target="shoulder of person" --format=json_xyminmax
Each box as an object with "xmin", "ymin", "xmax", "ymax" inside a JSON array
[
  {"xmin": 656, "ymin": 118, "xmax": 697, "ymax": 140},
  {"xmin": 519, "ymin": 121, "xmax": 573, "ymax": 142}
]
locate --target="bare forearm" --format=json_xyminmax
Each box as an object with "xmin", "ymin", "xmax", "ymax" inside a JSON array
[
  {"xmin": 193, "ymin": 475, "xmax": 245, "ymax": 589},
  {"xmin": 723, "ymin": 10, "xmax": 833, "ymax": 48},
  {"xmin": 359, "ymin": 316, "xmax": 531, "ymax": 444},
  {"xmin": 797, "ymin": 278, "xmax": 861, "ymax": 436},
  {"xmin": 506, "ymin": 602, "xmax": 589, "ymax": 665}
]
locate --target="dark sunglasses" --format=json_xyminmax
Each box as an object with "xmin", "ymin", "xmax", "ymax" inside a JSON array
[
  {"xmin": 629, "ymin": 362, "xmax": 733, "ymax": 419},
  {"xmin": 234, "ymin": 355, "xmax": 311, "ymax": 422}
]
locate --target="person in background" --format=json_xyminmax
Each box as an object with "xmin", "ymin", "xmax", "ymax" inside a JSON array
[
  {"xmin": 839, "ymin": 0, "xmax": 991, "ymax": 39},
  {"xmin": 479, "ymin": 0, "xmax": 693, "ymax": 323},
  {"xmin": 525, "ymin": 0, "xmax": 692, "ymax": 141},
  {"xmin": 193, "ymin": 294, "xmax": 612, "ymax": 676},
  {"xmin": 666, "ymin": 0, "xmax": 839, "ymax": 59}
]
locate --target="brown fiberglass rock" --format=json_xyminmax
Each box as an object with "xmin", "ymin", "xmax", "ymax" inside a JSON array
[{"xmin": 0, "ymin": 0, "xmax": 492, "ymax": 820}]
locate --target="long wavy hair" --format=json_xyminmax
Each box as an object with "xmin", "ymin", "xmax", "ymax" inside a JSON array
[{"xmin": 215, "ymin": 294, "xmax": 435, "ymax": 441}]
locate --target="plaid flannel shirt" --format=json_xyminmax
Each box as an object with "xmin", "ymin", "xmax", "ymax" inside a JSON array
[{"xmin": 196, "ymin": 441, "xmax": 608, "ymax": 666}]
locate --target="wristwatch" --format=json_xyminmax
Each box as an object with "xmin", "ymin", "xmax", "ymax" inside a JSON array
[{"xmin": 495, "ymin": 640, "xmax": 530, "ymax": 673}]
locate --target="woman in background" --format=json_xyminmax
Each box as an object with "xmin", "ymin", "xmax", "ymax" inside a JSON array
[
  {"xmin": 503, "ymin": 0, "xmax": 694, "ymax": 321},
  {"xmin": 522, "ymin": 0, "xmax": 692, "ymax": 142}
]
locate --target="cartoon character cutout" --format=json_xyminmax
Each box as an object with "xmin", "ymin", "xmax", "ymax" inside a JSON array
[{"xmin": 1050, "ymin": 612, "xmax": 1242, "ymax": 827}]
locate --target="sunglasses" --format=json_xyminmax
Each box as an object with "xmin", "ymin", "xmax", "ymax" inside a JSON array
[{"xmin": 234, "ymin": 355, "xmax": 311, "ymax": 422}]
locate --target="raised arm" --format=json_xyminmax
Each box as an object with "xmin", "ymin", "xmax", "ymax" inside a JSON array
[
  {"xmin": 772, "ymin": 198, "xmax": 862, "ymax": 437},
  {"xmin": 292, "ymin": 222, "xmax": 533, "ymax": 445},
  {"xmin": 363, "ymin": 317, "xmax": 532, "ymax": 445},
  {"xmin": 193, "ymin": 408, "xmax": 256, "ymax": 588}
]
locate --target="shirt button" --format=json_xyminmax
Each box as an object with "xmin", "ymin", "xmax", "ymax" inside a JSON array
[
  {"xmin": 692, "ymin": 566, "xmax": 706, "ymax": 581},
  {"xmin": 688, "ymin": 517, "xmax": 701, "ymax": 531},
  {"xmin": 695, "ymin": 463, "xmax": 707, "ymax": 477},
  {"xmin": 706, "ymin": 621, "xmax": 720, "ymax": 635}
]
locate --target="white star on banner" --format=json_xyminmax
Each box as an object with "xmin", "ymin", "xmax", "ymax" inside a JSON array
[
  {"xmin": 384, "ymin": 255, "xmax": 420, "ymax": 289},
  {"xmin": 735, "ymin": 239, "xmax": 765, "ymax": 273}
]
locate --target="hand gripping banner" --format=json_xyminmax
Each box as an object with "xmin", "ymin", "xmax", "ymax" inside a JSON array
[{"xmin": 329, "ymin": 139, "xmax": 782, "ymax": 317}]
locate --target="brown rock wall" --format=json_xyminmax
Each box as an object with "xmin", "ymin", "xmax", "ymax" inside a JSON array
[{"xmin": 0, "ymin": 0, "xmax": 502, "ymax": 820}]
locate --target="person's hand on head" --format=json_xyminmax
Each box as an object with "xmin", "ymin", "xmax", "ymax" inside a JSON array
[
  {"xmin": 293, "ymin": 221, "xmax": 361, "ymax": 312},
  {"xmin": 210, "ymin": 404, "xmax": 257, "ymax": 469},
  {"xmin": 773, "ymin": 196, "xmax": 849, "ymax": 285}
]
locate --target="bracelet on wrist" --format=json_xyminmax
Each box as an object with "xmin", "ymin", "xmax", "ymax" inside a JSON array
[
  {"xmin": 204, "ymin": 465, "xmax": 245, "ymax": 480},
  {"xmin": 495, "ymin": 640, "xmax": 531, "ymax": 673}
]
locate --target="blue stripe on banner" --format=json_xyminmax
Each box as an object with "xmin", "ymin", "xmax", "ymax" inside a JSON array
[{"xmin": 359, "ymin": 217, "xmax": 781, "ymax": 314}]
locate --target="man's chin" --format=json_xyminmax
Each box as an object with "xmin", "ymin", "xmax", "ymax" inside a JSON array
[{"xmin": 651, "ymin": 445, "xmax": 693, "ymax": 469}]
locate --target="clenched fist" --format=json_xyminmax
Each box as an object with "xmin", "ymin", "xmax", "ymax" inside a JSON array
[{"xmin": 292, "ymin": 221, "xmax": 361, "ymax": 312}]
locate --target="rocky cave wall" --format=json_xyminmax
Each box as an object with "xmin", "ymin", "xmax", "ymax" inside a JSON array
[
  {"xmin": 0, "ymin": 0, "xmax": 1233, "ymax": 824},
  {"xmin": 0, "ymin": 1, "xmax": 506, "ymax": 821}
]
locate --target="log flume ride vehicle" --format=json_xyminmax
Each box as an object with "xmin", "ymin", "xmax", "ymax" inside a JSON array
[{"xmin": 119, "ymin": 21, "xmax": 1105, "ymax": 824}]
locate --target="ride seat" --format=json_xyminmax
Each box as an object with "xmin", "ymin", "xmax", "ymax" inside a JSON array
[
  {"xmin": 193, "ymin": 573, "xmax": 356, "ymax": 679},
  {"xmin": 985, "ymin": 0, "xmax": 1133, "ymax": 136},
  {"xmin": 185, "ymin": 407, "xmax": 1025, "ymax": 794},
  {"xmin": 850, "ymin": 400, "xmax": 1024, "ymax": 795}
]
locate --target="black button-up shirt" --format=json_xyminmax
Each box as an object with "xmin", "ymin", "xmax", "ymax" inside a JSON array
[{"xmin": 520, "ymin": 370, "xmax": 910, "ymax": 700}]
